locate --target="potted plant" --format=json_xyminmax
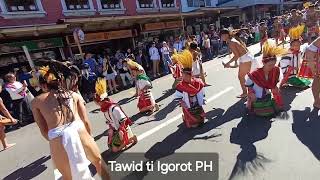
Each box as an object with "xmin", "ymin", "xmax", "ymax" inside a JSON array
[
  {"xmin": 110, "ymin": 4, "xmax": 114, "ymax": 8},
  {"xmin": 76, "ymin": 4, "xmax": 82, "ymax": 9},
  {"xmin": 103, "ymin": 4, "xmax": 108, "ymax": 8},
  {"xmin": 83, "ymin": 4, "xmax": 89, "ymax": 9},
  {"xmin": 115, "ymin": 3, "xmax": 120, "ymax": 8},
  {"xmin": 29, "ymin": 4, "xmax": 36, "ymax": 10}
]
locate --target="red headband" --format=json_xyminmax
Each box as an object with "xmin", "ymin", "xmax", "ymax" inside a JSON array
[{"xmin": 262, "ymin": 56, "xmax": 277, "ymax": 63}]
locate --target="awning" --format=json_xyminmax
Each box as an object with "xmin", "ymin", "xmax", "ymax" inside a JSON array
[
  {"xmin": 0, "ymin": 24, "xmax": 69, "ymax": 38},
  {"xmin": 61, "ymin": 12, "xmax": 204, "ymax": 24}
]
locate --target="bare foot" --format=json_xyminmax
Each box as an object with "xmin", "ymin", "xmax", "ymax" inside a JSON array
[{"xmin": 3, "ymin": 143, "xmax": 16, "ymax": 151}]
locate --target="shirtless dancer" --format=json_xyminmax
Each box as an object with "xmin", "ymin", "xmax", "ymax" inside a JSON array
[
  {"xmin": 31, "ymin": 65, "xmax": 110, "ymax": 180},
  {"xmin": 220, "ymin": 28, "xmax": 258, "ymax": 98},
  {"xmin": 305, "ymin": 4, "xmax": 319, "ymax": 43},
  {"xmin": 304, "ymin": 37, "xmax": 320, "ymax": 108}
]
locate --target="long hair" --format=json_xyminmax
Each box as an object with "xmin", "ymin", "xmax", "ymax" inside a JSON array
[
  {"xmin": 37, "ymin": 59, "xmax": 76, "ymax": 125},
  {"xmin": 220, "ymin": 28, "xmax": 247, "ymax": 50}
]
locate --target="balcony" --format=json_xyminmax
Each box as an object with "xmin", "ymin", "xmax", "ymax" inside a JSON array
[
  {"xmin": 0, "ymin": 0, "xmax": 46, "ymax": 19},
  {"xmin": 96, "ymin": 0, "xmax": 126, "ymax": 15},
  {"xmin": 182, "ymin": 0, "xmax": 217, "ymax": 12}
]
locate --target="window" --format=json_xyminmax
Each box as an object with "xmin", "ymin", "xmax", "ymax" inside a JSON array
[
  {"xmin": 65, "ymin": 0, "xmax": 90, "ymax": 10},
  {"xmin": 0, "ymin": 0, "xmax": 46, "ymax": 19},
  {"xmin": 4, "ymin": 0, "xmax": 38, "ymax": 12},
  {"xmin": 138, "ymin": 0, "xmax": 155, "ymax": 8},
  {"xmin": 160, "ymin": 0, "xmax": 176, "ymax": 8},
  {"xmin": 100, "ymin": 0, "xmax": 121, "ymax": 9},
  {"xmin": 60, "ymin": 0, "xmax": 95, "ymax": 16}
]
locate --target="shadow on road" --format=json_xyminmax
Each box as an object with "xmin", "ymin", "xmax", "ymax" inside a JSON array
[
  {"xmin": 281, "ymin": 86, "xmax": 309, "ymax": 112},
  {"xmin": 118, "ymin": 96, "xmax": 137, "ymax": 106},
  {"xmin": 292, "ymin": 107, "xmax": 320, "ymax": 160},
  {"xmin": 228, "ymin": 116, "xmax": 272, "ymax": 180},
  {"xmin": 3, "ymin": 156, "xmax": 51, "ymax": 180},
  {"xmin": 155, "ymin": 89, "xmax": 175, "ymax": 103}
]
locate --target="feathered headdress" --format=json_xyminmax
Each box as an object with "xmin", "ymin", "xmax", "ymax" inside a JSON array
[
  {"xmin": 171, "ymin": 50, "xmax": 193, "ymax": 73},
  {"xmin": 262, "ymin": 41, "xmax": 288, "ymax": 63},
  {"xmin": 126, "ymin": 59, "xmax": 143, "ymax": 71},
  {"xmin": 288, "ymin": 24, "xmax": 305, "ymax": 41},
  {"xmin": 95, "ymin": 77, "xmax": 108, "ymax": 102},
  {"xmin": 38, "ymin": 66, "xmax": 57, "ymax": 83}
]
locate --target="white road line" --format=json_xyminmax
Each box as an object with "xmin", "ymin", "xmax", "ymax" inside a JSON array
[
  {"xmin": 137, "ymin": 86, "xmax": 234, "ymax": 141},
  {"xmin": 54, "ymin": 86, "xmax": 234, "ymax": 178}
]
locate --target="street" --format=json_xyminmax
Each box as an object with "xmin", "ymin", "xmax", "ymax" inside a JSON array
[{"xmin": 1, "ymin": 42, "xmax": 319, "ymax": 180}]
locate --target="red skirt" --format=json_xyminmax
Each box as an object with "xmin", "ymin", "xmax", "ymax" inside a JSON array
[
  {"xmin": 182, "ymin": 106, "xmax": 205, "ymax": 128},
  {"xmin": 298, "ymin": 60, "xmax": 315, "ymax": 78},
  {"xmin": 138, "ymin": 92, "xmax": 154, "ymax": 112}
]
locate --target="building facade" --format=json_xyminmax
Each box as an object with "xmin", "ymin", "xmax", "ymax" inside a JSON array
[{"xmin": 0, "ymin": 0, "xmax": 191, "ymax": 72}]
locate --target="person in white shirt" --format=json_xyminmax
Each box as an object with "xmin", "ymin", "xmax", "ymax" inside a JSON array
[
  {"xmin": 149, "ymin": 42, "xmax": 161, "ymax": 78},
  {"xmin": 4, "ymin": 73, "xmax": 33, "ymax": 125},
  {"xmin": 173, "ymin": 37, "xmax": 183, "ymax": 52},
  {"xmin": 161, "ymin": 41, "xmax": 172, "ymax": 74},
  {"xmin": 203, "ymin": 35, "xmax": 212, "ymax": 60}
]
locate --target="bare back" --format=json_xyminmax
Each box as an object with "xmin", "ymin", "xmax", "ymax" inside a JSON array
[
  {"xmin": 229, "ymin": 39, "xmax": 248, "ymax": 58},
  {"xmin": 32, "ymin": 91, "xmax": 81, "ymax": 131}
]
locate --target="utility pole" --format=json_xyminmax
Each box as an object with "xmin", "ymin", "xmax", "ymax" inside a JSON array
[{"xmin": 179, "ymin": 1, "xmax": 185, "ymax": 35}]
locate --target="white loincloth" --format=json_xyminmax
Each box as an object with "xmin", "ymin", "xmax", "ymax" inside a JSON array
[{"xmin": 48, "ymin": 120, "xmax": 94, "ymax": 180}]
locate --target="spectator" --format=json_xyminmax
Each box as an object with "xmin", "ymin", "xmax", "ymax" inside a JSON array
[
  {"xmin": 203, "ymin": 35, "xmax": 212, "ymax": 60},
  {"xmin": 0, "ymin": 85, "xmax": 17, "ymax": 151},
  {"xmin": 136, "ymin": 49, "xmax": 149, "ymax": 72},
  {"xmin": 118, "ymin": 60, "xmax": 133, "ymax": 88},
  {"xmin": 160, "ymin": 41, "xmax": 172, "ymax": 74},
  {"xmin": 84, "ymin": 53, "xmax": 97, "ymax": 73},
  {"xmin": 103, "ymin": 57, "xmax": 119, "ymax": 94},
  {"xmin": 149, "ymin": 42, "xmax": 161, "ymax": 78},
  {"xmin": 126, "ymin": 48, "xmax": 135, "ymax": 59},
  {"xmin": 173, "ymin": 37, "xmax": 183, "ymax": 52},
  {"xmin": 17, "ymin": 66, "xmax": 32, "ymax": 84},
  {"xmin": 4, "ymin": 73, "xmax": 33, "ymax": 125},
  {"xmin": 80, "ymin": 64, "xmax": 97, "ymax": 103},
  {"xmin": 115, "ymin": 49, "xmax": 125, "ymax": 62},
  {"xmin": 96, "ymin": 54, "xmax": 104, "ymax": 76}
]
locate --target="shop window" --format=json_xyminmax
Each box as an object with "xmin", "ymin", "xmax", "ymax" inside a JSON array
[
  {"xmin": 4, "ymin": 0, "xmax": 38, "ymax": 12},
  {"xmin": 64, "ymin": 0, "xmax": 90, "ymax": 10},
  {"xmin": 61, "ymin": 0, "xmax": 95, "ymax": 16},
  {"xmin": 137, "ymin": 0, "xmax": 155, "ymax": 8},
  {"xmin": 96, "ymin": 0, "xmax": 125, "ymax": 14},
  {"xmin": 160, "ymin": 0, "xmax": 176, "ymax": 8},
  {"xmin": 0, "ymin": 0, "xmax": 46, "ymax": 19},
  {"xmin": 100, "ymin": 0, "xmax": 122, "ymax": 9}
]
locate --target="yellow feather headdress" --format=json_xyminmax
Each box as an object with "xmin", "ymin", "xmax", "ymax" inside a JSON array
[
  {"xmin": 288, "ymin": 24, "xmax": 305, "ymax": 41},
  {"xmin": 171, "ymin": 50, "xmax": 193, "ymax": 70},
  {"xmin": 262, "ymin": 41, "xmax": 288, "ymax": 63},
  {"xmin": 95, "ymin": 77, "xmax": 108, "ymax": 101},
  {"xmin": 38, "ymin": 66, "xmax": 57, "ymax": 83},
  {"xmin": 127, "ymin": 59, "xmax": 143, "ymax": 71}
]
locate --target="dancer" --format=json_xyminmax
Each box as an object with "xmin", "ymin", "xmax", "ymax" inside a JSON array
[
  {"xmin": 126, "ymin": 59, "xmax": 159, "ymax": 114},
  {"xmin": 31, "ymin": 63, "xmax": 110, "ymax": 180},
  {"xmin": 170, "ymin": 50, "xmax": 183, "ymax": 89},
  {"xmin": 173, "ymin": 50, "xmax": 205, "ymax": 128},
  {"xmin": 280, "ymin": 25, "xmax": 311, "ymax": 88},
  {"xmin": 0, "ymin": 85, "xmax": 17, "ymax": 151},
  {"xmin": 259, "ymin": 22, "xmax": 268, "ymax": 52},
  {"xmin": 304, "ymin": 36, "xmax": 320, "ymax": 108},
  {"xmin": 305, "ymin": 4, "xmax": 319, "ymax": 43},
  {"xmin": 246, "ymin": 42, "xmax": 286, "ymax": 117},
  {"xmin": 94, "ymin": 78, "xmax": 137, "ymax": 153},
  {"xmin": 220, "ymin": 28, "xmax": 258, "ymax": 98}
]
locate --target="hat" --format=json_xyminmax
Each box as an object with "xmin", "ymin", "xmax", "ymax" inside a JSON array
[
  {"xmin": 262, "ymin": 41, "xmax": 287, "ymax": 64},
  {"xmin": 163, "ymin": 41, "xmax": 167, "ymax": 44},
  {"xmin": 95, "ymin": 77, "xmax": 108, "ymax": 102},
  {"xmin": 288, "ymin": 24, "xmax": 305, "ymax": 42},
  {"xmin": 171, "ymin": 50, "xmax": 193, "ymax": 74}
]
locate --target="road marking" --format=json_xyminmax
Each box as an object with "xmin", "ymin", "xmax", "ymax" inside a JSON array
[
  {"xmin": 54, "ymin": 86, "xmax": 234, "ymax": 178},
  {"xmin": 137, "ymin": 86, "xmax": 234, "ymax": 141}
]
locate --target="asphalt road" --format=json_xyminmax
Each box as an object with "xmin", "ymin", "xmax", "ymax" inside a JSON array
[{"xmin": 1, "ymin": 42, "xmax": 319, "ymax": 180}]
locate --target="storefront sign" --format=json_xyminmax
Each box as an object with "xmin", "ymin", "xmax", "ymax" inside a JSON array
[
  {"xmin": 0, "ymin": 38, "xmax": 64, "ymax": 55},
  {"xmin": 165, "ymin": 21, "xmax": 182, "ymax": 29},
  {"xmin": 67, "ymin": 30, "xmax": 133, "ymax": 45},
  {"xmin": 144, "ymin": 22, "xmax": 166, "ymax": 31},
  {"xmin": 84, "ymin": 32, "xmax": 106, "ymax": 43},
  {"xmin": 104, "ymin": 30, "xmax": 133, "ymax": 40}
]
